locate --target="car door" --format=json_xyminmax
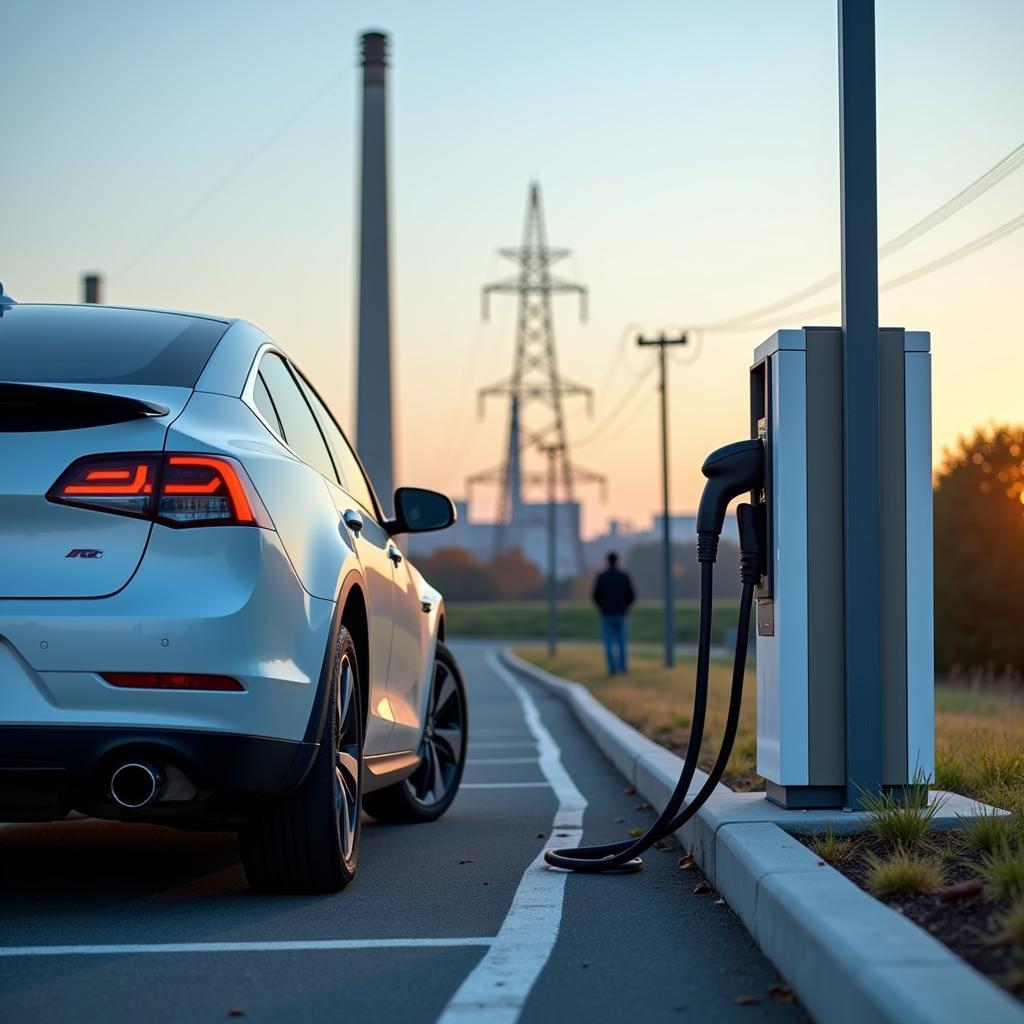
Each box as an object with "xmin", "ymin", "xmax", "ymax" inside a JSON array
[
  {"xmin": 294, "ymin": 371, "xmax": 429, "ymax": 753},
  {"xmin": 255, "ymin": 353, "xmax": 395, "ymax": 756}
]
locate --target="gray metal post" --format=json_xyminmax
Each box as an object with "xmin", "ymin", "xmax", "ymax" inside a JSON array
[
  {"xmin": 637, "ymin": 332, "xmax": 688, "ymax": 667},
  {"xmin": 543, "ymin": 445, "xmax": 559, "ymax": 656},
  {"xmin": 838, "ymin": 0, "xmax": 884, "ymax": 807},
  {"xmin": 82, "ymin": 274, "xmax": 102, "ymax": 304},
  {"xmin": 355, "ymin": 30, "xmax": 395, "ymax": 513}
]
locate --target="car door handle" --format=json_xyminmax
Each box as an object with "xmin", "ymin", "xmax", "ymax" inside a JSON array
[
  {"xmin": 342, "ymin": 509, "xmax": 364, "ymax": 534},
  {"xmin": 387, "ymin": 546, "xmax": 403, "ymax": 566}
]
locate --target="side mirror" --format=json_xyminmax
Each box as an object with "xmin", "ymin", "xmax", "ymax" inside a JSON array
[{"xmin": 387, "ymin": 487, "xmax": 456, "ymax": 536}]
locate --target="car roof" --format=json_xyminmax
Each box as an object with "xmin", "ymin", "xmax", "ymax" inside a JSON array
[{"xmin": 8, "ymin": 302, "xmax": 234, "ymax": 326}]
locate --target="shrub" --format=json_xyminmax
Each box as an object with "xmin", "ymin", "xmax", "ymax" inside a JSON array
[
  {"xmin": 934, "ymin": 745, "xmax": 967, "ymax": 794},
  {"xmin": 980, "ymin": 843, "xmax": 1024, "ymax": 902},
  {"xmin": 865, "ymin": 848, "xmax": 945, "ymax": 898},
  {"xmin": 808, "ymin": 824, "xmax": 857, "ymax": 864},
  {"xmin": 861, "ymin": 774, "xmax": 944, "ymax": 849},
  {"xmin": 961, "ymin": 806, "xmax": 1014, "ymax": 855}
]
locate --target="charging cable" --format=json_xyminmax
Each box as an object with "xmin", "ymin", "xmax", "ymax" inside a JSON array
[{"xmin": 543, "ymin": 440, "xmax": 764, "ymax": 874}]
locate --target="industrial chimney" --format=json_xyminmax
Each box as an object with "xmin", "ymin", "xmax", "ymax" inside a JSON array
[
  {"xmin": 355, "ymin": 30, "xmax": 395, "ymax": 512},
  {"xmin": 82, "ymin": 273, "xmax": 102, "ymax": 304}
]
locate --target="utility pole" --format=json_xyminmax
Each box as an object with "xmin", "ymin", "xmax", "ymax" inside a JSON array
[
  {"xmin": 541, "ymin": 444, "xmax": 561, "ymax": 656},
  {"xmin": 637, "ymin": 332, "xmax": 688, "ymax": 668}
]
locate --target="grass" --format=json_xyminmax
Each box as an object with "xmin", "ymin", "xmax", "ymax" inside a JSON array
[
  {"xmin": 511, "ymin": 644, "xmax": 758, "ymax": 784},
  {"xmin": 864, "ymin": 848, "xmax": 945, "ymax": 898},
  {"xmin": 996, "ymin": 899, "xmax": 1024, "ymax": 944},
  {"xmin": 961, "ymin": 806, "xmax": 1015, "ymax": 855},
  {"xmin": 447, "ymin": 599, "xmax": 743, "ymax": 646},
  {"xmin": 980, "ymin": 843, "xmax": 1024, "ymax": 902},
  {"xmin": 807, "ymin": 824, "xmax": 858, "ymax": 864},
  {"xmin": 513, "ymin": 642, "xmax": 1024, "ymax": 813},
  {"xmin": 860, "ymin": 774, "xmax": 944, "ymax": 849}
]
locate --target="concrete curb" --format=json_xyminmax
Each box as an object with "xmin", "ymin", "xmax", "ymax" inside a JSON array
[{"xmin": 502, "ymin": 647, "xmax": 1024, "ymax": 1024}]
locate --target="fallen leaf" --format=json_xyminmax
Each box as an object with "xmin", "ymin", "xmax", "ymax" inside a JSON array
[
  {"xmin": 769, "ymin": 984, "xmax": 795, "ymax": 1004},
  {"xmin": 678, "ymin": 854, "xmax": 695, "ymax": 870},
  {"xmin": 228, "ymin": 1011, "xmax": 246, "ymax": 1019},
  {"xmin": 654, "ymin": 841, "xmax": 668, "ymax": 851},
  {"xmin": 635, "ymin": 801, "xmax": 651, "ymax": 811},
  {"xmin": 693, "ymin": 880, "xmax": 712, "ymax": 895},
  {"xmin": 613, "ymin": 818, "xmax": 624, "ymax": 824},
  {"xmin": 629, "ymin": 827, "xmax": 645, "ymax": 838},
  {"xmin": 713, "ymin": 898, "xmax": 725, "ymax": 905},
  {"xmin": 734, "ymin": 995, "xmax": 761, "ymax": 1006},
  {"xmin": 938, "ymin": 878, "xmax": 983, "ymax": 904},
  {"xmin": 623, "ymin": 785, "xmax": 636, "ymax": 795},
  {"xmin": 536, "ymin": 832, "xmax": 546, "ymax": 839},
  {"xmin": 459, "ymin": 859, "xmax": 475, "ymax": 865}
]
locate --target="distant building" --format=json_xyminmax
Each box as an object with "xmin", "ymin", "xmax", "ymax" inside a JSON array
[
  {"xmin": 584, "ymin": 512, "xmax": 739, "ymax": 570},
  {"xmin": 407, "ymin": 497, "xmax": 582, "ymax": 579}
]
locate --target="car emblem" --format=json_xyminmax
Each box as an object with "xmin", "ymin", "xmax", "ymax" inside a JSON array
[{"xmin": 66, "ymin": 548, "xmax": 104, "ymax": 559}]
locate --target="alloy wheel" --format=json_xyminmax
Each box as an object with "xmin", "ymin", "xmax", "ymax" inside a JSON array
[
  {"xmin": 405, "ymin": 658, "xmax": 465, "ymax": 807},
  {"xmin": 334, "ymin": 653, "xmax": 361, "ymax": 861}
]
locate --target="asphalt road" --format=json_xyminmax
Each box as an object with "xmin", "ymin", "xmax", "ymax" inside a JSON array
[{"xmin": 0, "ymin": 640, "xmax": 807, "ymax": 1023}]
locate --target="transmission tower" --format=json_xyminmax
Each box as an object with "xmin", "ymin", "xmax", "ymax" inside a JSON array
[{"xmin": 467, "ymin": 182, "xmax": 604, "ymax": 573}]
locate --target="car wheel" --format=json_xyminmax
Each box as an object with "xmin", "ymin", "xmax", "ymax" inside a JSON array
[
  {"xmin": 240, "ymin": 625, "xmax": 362, "ymax": 893},
  {"xmin": 363, "ymin": 641, "xmax": 468, "ymax": 824}
]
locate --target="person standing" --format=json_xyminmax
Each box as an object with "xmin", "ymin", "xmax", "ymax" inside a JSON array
[{"xmin": 592, "ymin": 552, "xmax": 636, "ymax": 675}]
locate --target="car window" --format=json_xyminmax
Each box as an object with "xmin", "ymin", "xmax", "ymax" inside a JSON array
[
  {"xmin": 257, "ymin": 353, "xmax": 337, "ymax": 482},
  {"xmin": 0, "ymin": 304, "xmax": 228, "ymax": 386},
  {"xmin": 253, "ymin": 372, "xmax": 284, "ymax": 438},
  {"xmin": 292, "ymin": 370, "xmax": 379, "ymax": 517}
]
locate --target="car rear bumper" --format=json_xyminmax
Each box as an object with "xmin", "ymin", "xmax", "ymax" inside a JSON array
[
  {"xmin": 0, "ymin": 525, "xmax": 335, "ymax": 744},
  {"xmin": 0, "ymin": 723, "xmax": 318, "ymax": 823}
]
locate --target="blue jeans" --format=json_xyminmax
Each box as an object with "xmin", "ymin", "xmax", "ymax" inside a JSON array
[{"xmin": 601, "ymin": 615, "xmax": 628, "ymax": 674}]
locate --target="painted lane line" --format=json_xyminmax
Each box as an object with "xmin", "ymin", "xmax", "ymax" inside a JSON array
[
  {"xmin": 437, "ymin": 649, "xmax": 587, "ymax": 1024},
  {"xmin": 460, "ymin": 782, "xmax": 552, "ymax": 790},
  {"xmin": 470, "ymin": 741, "xmax": 539, "ymax": 749},
  {"xmin": 466, "ymin": 757, "xmax": 539, "ymax": 765},
  {"xmin": 0, "ymin": 937, "xmax": 493, "ymax": 958}
]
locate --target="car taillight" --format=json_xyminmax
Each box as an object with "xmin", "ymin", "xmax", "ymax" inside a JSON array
[
  {"xmin": 48, "ymin": 453, "xmax": 271, "ymax": 528},
  {"xmin": 101, "ymin": 672, "xmax": 245, "ymax": 692}
]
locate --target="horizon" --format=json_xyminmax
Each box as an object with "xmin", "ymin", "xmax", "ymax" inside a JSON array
[{"xmin": 4, "ymin": 0, "xmax": 1022, "ymax": 539}]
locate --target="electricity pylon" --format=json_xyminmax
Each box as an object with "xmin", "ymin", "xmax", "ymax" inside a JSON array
[{"xmin": 467, "ymin": 182, "xmax": 604, "ymax": 573}]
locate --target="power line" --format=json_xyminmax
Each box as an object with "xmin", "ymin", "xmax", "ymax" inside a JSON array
[
  {"xmin": 573, "ymin": 363, "xmax": 656, "ymax": 449},
  {"xmin": 709, "ymin": 209, "xmax": 1024, "ymax": 335},
  {"xmin": 699, "ymin": 138, "xmax": 1024, "ymax": 332},
  {"xmin": 112, "ymin": 71, "xmax": 347, "ymax": 280}
]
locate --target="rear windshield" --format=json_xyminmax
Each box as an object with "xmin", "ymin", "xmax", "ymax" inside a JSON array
[{"xmin": 0, "ymin": 305, "xmax": 230, "ymax": 387}]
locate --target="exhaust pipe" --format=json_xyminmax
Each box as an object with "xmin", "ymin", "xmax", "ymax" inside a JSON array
[{"xmin": 110, "ymin": 762, "xmax": 164, "ymax": 809}]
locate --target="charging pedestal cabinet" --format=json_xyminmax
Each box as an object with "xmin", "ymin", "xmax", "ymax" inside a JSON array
[{"xmin": 750, "ymin": 328, "xmax": 934, "ymax": 809}]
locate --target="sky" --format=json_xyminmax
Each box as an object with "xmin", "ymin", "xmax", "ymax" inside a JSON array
[{"xmin": 3, "ymin": 0, "xmax": 1022, "ymax": 539}]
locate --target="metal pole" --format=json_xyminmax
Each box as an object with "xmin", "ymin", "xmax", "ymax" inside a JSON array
[
  {"xmin": 637, "ymin": 332, "xmax": 687, "ymax": 668},
  {"xmin": 544, "ymin": 446, "xmax": 559, "ymax": 657},
  {"xmin": 658, "ymin": 342, "xmax": 674, "ymax": 668},
  {"xmin": 838, "ymin": 0, "xmax": 883, "ymax": 807}
]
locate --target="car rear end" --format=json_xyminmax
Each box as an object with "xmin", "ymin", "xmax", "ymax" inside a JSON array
[{"xmin": 0, "ymin": 304, "xmax": 330, "ymax": 825}]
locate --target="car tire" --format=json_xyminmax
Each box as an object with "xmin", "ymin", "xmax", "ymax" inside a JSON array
[
  {"xmin": 363, "ymin": 641, "xmax": 468, "ymax": 824},
  {"xmin": 239, "ymin": 625, "xmax": 363, "ymax": 894}
]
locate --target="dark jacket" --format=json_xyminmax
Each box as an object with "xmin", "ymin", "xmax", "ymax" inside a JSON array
[{"xmin": 592, "ymin": 567, "xmax": 636, "ymax": 617}]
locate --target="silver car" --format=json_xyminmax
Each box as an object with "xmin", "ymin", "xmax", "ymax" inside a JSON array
[{"xmin": 0, "ymin": 296, "xmax": 468, "ymax": 893}]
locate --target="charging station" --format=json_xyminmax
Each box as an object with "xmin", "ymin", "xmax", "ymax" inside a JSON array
[{"xmin": 751, "ymin": 328, "xmax": 934, "ymax": 808}]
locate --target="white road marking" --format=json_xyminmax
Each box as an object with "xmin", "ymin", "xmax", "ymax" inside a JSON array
[
  {"xmin": 0, "ymin": 937, "xmax": 493, "ymax": 958},
  {"xmin": 437, "ymin": 649, "xmax": 587, "ymax": 1024},
  {"xmin": 466, "ymin": 757, "xmax": 539, "ymax": 765},
  {"xmin": 470, "ymin": 741, "xmax": 539, "ymax": 749},
  {"xmin": 460, "ymin": 782, "xmax": 551, "ymax": 790}
]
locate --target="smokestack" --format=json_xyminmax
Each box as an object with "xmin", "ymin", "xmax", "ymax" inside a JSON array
[
  {"xmin": 355, "ymin": 30, "xmax": 395, "ymax": 512},
  {"xmin": 82, "ymin": 273, "xmax": 103, "ymax": 304}
]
